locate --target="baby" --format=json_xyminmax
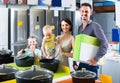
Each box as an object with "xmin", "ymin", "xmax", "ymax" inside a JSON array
[{"xmin": 41, "ymin": 25, "xmax": 56, "ymax": 59}]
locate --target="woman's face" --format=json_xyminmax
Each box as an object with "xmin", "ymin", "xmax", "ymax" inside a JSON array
[
  {"xmin": 28, "ymin": 38, "xmax": 37, "ymax": 47},
  {"xmin": 61, "ymin": 21, "xmax": 71, "ymax": 33}
]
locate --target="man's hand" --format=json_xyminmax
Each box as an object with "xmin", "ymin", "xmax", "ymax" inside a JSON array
[{"xmin": 88, "ymin": 58, "xmax": 97, "ymax": 66}]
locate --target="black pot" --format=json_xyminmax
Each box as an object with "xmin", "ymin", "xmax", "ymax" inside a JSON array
[
  {"xmin": 40, "ymin": 59, "xmax": 59, "ymax": 73},
  {"xmin": 71, "ymin": 68, "xmax": 96, "ymax": 83},
  {"xmin": 15, "ymin": 65, "xmax": 53, "ymax": 83},
  {"xmin": 0, "ymin": 64, "xmax": 19, "ymax": 82},
  {"xmin": 15, "ymin": 56, "xmax": 34, "ymax": 67},
  {"xmin": 0, "ymin": 57, "xmax": 14, "ymax": 65},
  {"xmin": 0, "ymin": 48, "xmax": 12, "ymax": 58}
]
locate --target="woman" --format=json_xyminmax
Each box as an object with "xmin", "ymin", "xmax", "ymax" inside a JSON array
[{"xmin": 56, "ymin": 18, "xmax": 74, "ymax": 71}]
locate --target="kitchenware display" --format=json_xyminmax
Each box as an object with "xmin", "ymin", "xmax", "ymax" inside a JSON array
[
  {"xmin": 0, "ymin": 57, "xmax": 14, "ymax": 65},
  {"xmin": 40, "ymin": 59, "xmax": 59, "ymax": 73},
  {"xmin": 15, "ymin": 65, "xmax": 53, "ymax": 83},
  {"xmin": 0, "ymin": 48, "xmax": 13, "ymax": 58},
  {"xmin": 40, "ymin": 46, "xmax": 60, "ymax": 72},
  {"xmin": 15, "ymin": 51, "xmax": 34, "ymax": 67},
  {"xmin": 71, "ymin": 68, "xmax": 96, "ymax": 83},
  {"xmin": 15, "ymin": 55, "xmax": 34, "ymax": 67},
  {"xmin": 0, "ymin": 64, "xmax": 19, "ymax": 82},
  {"xmin": 0, "ymin": 48, "xmax": 13, "ymax": 64}
]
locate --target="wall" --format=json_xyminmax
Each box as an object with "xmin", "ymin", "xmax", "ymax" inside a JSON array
[
  {"xmin": 116, "ymin": 1, "xmax": 120, "ymax": 28},
  {"xmin": 94, "ymin": 13, "xmax": 116, "ymax": 41}
]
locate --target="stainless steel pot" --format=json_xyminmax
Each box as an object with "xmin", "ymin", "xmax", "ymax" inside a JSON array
[
  {"xmin": 15, "ymin": 65, "xmax": 54, "ymax": 83},
  {"xmin": 0, "ymin": 64, "xmax": 19, "ymax": 82},
  {"xmin": 71, "ymin": 68, "xmax": 96, "ymax": 83}
]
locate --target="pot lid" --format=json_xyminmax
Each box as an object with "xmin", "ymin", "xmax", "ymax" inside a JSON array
[
  {"xmin": 0, "ymin": 48, "xmax": 12, "ymax": 55},
  {"xmin": 71, "ymin": 68, "xmax": 96, "ymax": 79},
  {"xmin": 15, "ymin": 52, "xmax": 30, "ymax": 59},
  {"xmin": 15, "ymin": 65, "xmax": 53, "ymax": 80},
  {"xmin": 0, "ymin": 64, "xmax": 18, "ymax": 75}
]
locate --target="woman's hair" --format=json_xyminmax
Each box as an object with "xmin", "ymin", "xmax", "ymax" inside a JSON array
[
  {"xmin": 27, "ymin": 36, "xmax": 38, "ymax": 48},
  {"xmin": 60, "ymin": 18, "xmax": 73, "ymax": 31}
]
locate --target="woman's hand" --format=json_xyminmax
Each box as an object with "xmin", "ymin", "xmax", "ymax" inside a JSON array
[{"xmin": 73, "ymin": 61, "xmax": 78, "ymax": 71}]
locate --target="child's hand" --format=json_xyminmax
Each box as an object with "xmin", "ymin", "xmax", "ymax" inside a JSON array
[{"xmin": 17, "ymin": 49, "xmax": 25, "ymax": 55}]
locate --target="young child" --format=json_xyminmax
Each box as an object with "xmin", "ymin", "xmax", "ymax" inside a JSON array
[
  {"xmin": 17, "ymin": 36, "xmax": 41, "ymax": 59},
  {"xmin": 41, "ymin": 25, "xmax": 56, "ymax": 59}
]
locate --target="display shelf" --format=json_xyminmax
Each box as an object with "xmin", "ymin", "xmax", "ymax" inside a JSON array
[{"xmin": 93, "ymin": 5, "xmax": 115, "ymax": 13}]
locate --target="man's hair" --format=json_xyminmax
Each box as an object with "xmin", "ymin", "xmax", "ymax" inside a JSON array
[{"xmin": 80, "ymin": 3, "xmax": 92, "ymax": 9}]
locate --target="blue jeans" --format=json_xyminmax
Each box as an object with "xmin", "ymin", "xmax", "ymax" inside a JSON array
[{"xmin": 77, "ymin": 62, "xmax": 99, "ymax": 79}]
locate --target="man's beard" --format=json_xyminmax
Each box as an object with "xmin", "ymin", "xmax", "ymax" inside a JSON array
[{"xmin": 81, "ymin": 18, "xmax": 87, "ymax": 21}]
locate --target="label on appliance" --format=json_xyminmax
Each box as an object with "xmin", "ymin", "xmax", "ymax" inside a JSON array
[
  {"xmin": 17, "ymin": 21, "xmax": 23, "ymax": 27},
  {"xmin": 27, "ymin": 0, "xmax": 38, "ymax": 5},
  {"xmin": 34, "ymin": 25, "xmax": 40, "ymax": 30}
]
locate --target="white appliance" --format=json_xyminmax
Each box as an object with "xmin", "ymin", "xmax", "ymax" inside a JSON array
[{"xmin": 0, "ymin": 8, "xmax": 9, "ymax": 49}]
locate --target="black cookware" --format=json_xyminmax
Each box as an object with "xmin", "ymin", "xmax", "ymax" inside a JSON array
[
  {"xmin": 40, "ymin": 45, "xmax": 60, "ymax": 73},
  {"xmin": 40, "ymin": 58, "xmax": 59, "ymax": 73},
  {"xmin": 71, "ymin": 68, "xmax": 96, "ymax": 83},
  {"xmin": 15, "ymin": 51, "xmax": 35, "ymax": 67},
  {"xmin": 0, "ymin": 48, "xmax": 12, "ymax": 58},
  {"xmin": 15, "ymin": 65, "xmax": 53, "ymax": 83},
  {"xmin": 15, "ymin": 56, "xmax": 34, "ymax": 67},
  {"xmin": 0, "ymin": 64, "xmax": 19, "ymax": 82}
]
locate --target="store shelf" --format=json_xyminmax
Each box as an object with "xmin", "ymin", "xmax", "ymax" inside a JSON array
[{"xmin": 93, "ymin": 5, "xmax": 115, "ymax": 13}]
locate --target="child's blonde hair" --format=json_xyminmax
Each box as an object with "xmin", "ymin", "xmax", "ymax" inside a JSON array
[{"xmin": 43, "ymin": 25, "xmax": 53, "ymax": 35}]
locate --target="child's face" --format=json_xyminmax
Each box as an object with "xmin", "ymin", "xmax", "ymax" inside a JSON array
[
  {"xmin": 44, "ymin": 31, "xmax": 52, "ymax": 39},
  {"xmin": 28, "ymin": 38, "xmax": 37, "ymax": 46}
]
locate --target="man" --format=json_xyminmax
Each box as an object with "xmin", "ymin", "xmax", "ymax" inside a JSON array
[{"xmin": 73, "ymin": 3, "xmax": 108, "ymax": 78}]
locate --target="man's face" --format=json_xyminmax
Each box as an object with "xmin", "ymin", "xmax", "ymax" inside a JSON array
[{"xmin": 80, "ymin": 6, "xmax": 92, "ymax": 21}]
